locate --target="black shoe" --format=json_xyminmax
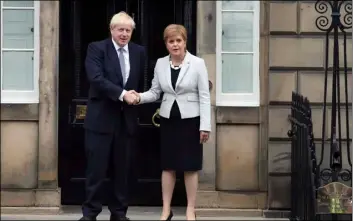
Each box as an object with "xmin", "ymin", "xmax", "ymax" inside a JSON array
[
  {"xmin": 79, "ymin": 216, "xmax": 96, "ymax": 221},
  {"xmin": 166, "ymin": 211, "xmax": 173, "ymax": 221},
  {"xmin": 110, "ymin": 215, "xmax": 130, "ymax": 221}
]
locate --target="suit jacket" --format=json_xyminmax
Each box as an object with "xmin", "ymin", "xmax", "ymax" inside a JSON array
[
  {"xmin": 84, "ymin": 38, "xmax": 146, "ymax": 134},
  {"xmin": 139, "ymin": 51, "xmax": 211, "ymax": 132}
]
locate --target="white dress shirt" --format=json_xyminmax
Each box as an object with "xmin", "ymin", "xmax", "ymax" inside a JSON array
[{"xmin": 112, "ymin": 39, "xmax": 130, "ymax": 101}]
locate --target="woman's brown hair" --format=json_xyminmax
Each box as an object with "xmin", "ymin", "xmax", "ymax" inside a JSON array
[{"xmin": 163, "ymin": 24, "xmax": 187, "ymax": 42}]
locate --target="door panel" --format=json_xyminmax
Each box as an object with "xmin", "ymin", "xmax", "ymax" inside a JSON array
[{"xmin": 58, "ymin": 0, "xmax": 196, "ymax": 206}]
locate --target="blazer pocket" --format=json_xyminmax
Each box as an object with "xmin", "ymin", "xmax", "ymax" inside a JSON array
[{"xmin": 187, "ymin": 95, "xmax": 199, "ymax": 102}]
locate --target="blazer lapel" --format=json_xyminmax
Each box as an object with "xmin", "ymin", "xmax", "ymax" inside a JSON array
[
  {"xmin": 175, "ymin": 51, "xmax": 191, "ymax": 89},
  {"xmin": 106, "ymin": 39, "xmax": 123, "ymax": 83},
  {"xmin": 125, "ymin": 43, "xmax": 136, "ymax": 88},
  {"xmin": 164, "ymin": 57, "xmax": 174, "ymax": 92}
]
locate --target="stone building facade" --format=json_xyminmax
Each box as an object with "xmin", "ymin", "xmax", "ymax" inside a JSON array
[{"xmin": 1, "ymin": 0, "xmax": 351, "ymax": 215}]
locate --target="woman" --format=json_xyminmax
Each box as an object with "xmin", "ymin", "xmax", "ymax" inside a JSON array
[{"xmin": 134, "ymin": 24, "xmax": 211, "ymax": 220}]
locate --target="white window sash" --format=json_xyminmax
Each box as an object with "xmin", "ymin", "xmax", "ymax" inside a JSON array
[
  {"xmin": 0, "ymin": 1, "xmax": 40, "ymax": 104},
  {"xmin": 1, "ymin": 90, "xmax": 39, "ymax": 103},
  {"xmin": 216, "ymin": 1, "xmax": 260, "ymax": 107}
]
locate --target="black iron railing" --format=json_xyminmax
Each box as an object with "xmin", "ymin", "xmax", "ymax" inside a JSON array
[
  {"xmin": 288, "ymin": 0, "xmax": 352, "ymax": 220},
  {"xmin": 288, "ymin": 92, "xmax": 318, "ymax": 221},
  {"xmin": 315, "ymin": 0, "xmax": 352, "ymax": 186}
]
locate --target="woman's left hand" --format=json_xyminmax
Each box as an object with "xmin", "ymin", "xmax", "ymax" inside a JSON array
[{"xmin": 200, "ymin": 131, "xmax": 210, "ymax": 144}]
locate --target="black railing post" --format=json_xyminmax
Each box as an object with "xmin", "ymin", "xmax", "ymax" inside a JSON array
[
  {"xmin": 315, "ymin": 0, "xmax": 352, "ymax": 185},
  {"xmin": 288, "ymin": 92, "xmax": 317, "ymax": 221},
  {"xmin": 288, "ymin": 1, "xmax": 351, "ymax": 220},
  {"xmin": 287, "ymin": 1, "xmax": 353, "ymax": 221}
]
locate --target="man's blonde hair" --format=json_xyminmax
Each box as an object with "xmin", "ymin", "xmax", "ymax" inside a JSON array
[{"xmin": 110, "ymin": 11, "xmax": 135, "ymax": 29}]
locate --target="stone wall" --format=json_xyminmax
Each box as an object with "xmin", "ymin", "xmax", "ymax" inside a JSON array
[
  {"xmin": 268, "ymin": 1, "xmax": 352, "ymax": 209},
  {"xmin": 1, "ymin": 1, "xmax": 60, "ymax": 208},
  {"xmin": 3, "ymin": 0, "xmax": 351, "ymax": 212},
  {"xmin": 195, "ymin": 1, "xmax": 270, "ymax": 210}
]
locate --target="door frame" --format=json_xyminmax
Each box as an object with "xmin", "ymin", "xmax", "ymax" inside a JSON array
[{"xmin": 57, "ymin": 0, "xmax": 197, "ymax": 206}]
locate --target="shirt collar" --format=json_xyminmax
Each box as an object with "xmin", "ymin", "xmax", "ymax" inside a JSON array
[{"xmin": 112, "ymin": 38, "xmax": 129, "ymax": 53}]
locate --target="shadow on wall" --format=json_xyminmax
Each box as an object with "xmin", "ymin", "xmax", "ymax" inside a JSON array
[{"xmin": 272, "ymin": 152, "xmax": 291, "ymax": 173}]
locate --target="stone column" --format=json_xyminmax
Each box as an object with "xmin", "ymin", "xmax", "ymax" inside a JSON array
[
  {"xmin": 258, "ymin": 0, "xmax": 270, "ymax": 193},
  {"xmin": 37, "ymin": 1, "xmax": 60, "ymax": 207},
  {"xmin": 195, "ymin": 0, "xmax": 218, "ymax": 208}
]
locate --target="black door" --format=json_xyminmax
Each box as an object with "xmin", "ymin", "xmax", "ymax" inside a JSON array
[{"xmin": 58, "ymin": 0, "xmax": 196, "ymax": 206}]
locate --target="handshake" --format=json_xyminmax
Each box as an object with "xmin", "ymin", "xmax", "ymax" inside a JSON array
[{"xmin": 123, "ymin": 90, "xmax": 140, "ymax": 105}]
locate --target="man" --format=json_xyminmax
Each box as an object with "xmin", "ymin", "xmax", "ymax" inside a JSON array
[{"xmin": 80, "ymin": 12, "xmax": 145, "ymax": 221}]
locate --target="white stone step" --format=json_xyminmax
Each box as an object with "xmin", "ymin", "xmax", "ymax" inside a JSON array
[{"xmin": 1, "ymin": 206, "xmax": 289, "ymax": 220}]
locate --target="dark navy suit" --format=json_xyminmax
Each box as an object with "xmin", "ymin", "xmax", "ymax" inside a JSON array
[{"xmin": 82, "ymin": 38, "xmax": 145, "ymax": 218}]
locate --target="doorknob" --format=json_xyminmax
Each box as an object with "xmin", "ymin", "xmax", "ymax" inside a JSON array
[{"xmin": 152, "ymin": 108, "xmax": 160, "ymax": 127}]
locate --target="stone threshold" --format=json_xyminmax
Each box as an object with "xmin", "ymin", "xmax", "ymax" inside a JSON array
[
  {"xmin": 196, "ymin": 208, "xmax": 263, "ymax": 217},
  {"xmin": 1, "ymin": 206, "xmax": 290, "ymax": 219},
  {"xmin": 262, "ymin": 210, "xmax": 291, "ymax": 218},
  {"xmin": 1, "ymin": 206, "xmax": 61, "ymax": 215},
  {"xmin": 196, "ymin": 208, "xmax": 290, "ymax": 218}
]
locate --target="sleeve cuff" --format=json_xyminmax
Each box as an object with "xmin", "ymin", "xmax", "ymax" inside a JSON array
[{"xmin": 119, "ymin": 90, "xmax": 127, "ymax": 101}]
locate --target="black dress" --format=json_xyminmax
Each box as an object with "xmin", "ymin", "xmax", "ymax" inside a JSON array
[{"xmin": 159, "ymin": 67, "xmax": 203, "ymax": 172}]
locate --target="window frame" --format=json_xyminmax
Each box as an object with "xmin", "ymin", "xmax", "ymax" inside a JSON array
[
  {"xmin": 0, "ymin": 1, "xmax": 40, "ymax": 104},
  {"xmin": 216, "ymin": 1, "xmax": 260, "ymax": 107}
]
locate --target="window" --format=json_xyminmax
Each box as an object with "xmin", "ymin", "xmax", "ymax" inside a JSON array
[
  {"xmin": 0, "ymin": 1, "xmax": 40, "ymax": 103},
  {"xmin": 216, "ymin": 1, "xmax": 260, "ymax": 106}
]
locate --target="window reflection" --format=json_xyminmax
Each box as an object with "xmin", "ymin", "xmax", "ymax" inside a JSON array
[
  {"xmin": 222, "ymin": 1, "xmax": 254, "ymax": 10},
  {"xmin": 3, "ymin": 9, "xmax": 34, "ymax": 49},
  {"xmin": 222, "ymin": 12, "xmax": 253, "ymax": 52},
  {"xmin": 222, "ymin": 54, "xmax": 253, "ymax": 93}
]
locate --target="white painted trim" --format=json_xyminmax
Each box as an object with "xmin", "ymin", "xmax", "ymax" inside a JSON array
[
  {"xmin": 1, "ymin": 1, "xmax": 3, "ymax": 98},
  {"xmin": 2, "ymin": 48, "xmax": 35, "ymax": 51},
  {"xmin": 1, "ymin": 7, "xmax": 35, "ymax": 10},
  {"xmin": 33, "ymin": 1, "xmax": 40, "ymax": 103},
  {"xmin": 221, "ymin": 51, "xmax": 254, "ymax": 54},
  {"xmin": 221, "ymin": 10, "xmax": 254, "ymax": 13},
  {"xmin": 216, "ymin": 1, "xmax": 260, "ymax": 107},
  {"xmin": 0, "ymin": 1, "xmax": 40, "ymax": 104},
  {"xmin": 1, "ymin": 90, "xmax": 39, "ymax": 103}
]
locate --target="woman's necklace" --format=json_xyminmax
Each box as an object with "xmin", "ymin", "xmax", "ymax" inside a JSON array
[
  {"xmin": 170, "ymin": 60, "xmax": 182, "ymax": 70},
  {"xmin": 169, "ymin": 54, "xmax": 185, "ymax": 70}
]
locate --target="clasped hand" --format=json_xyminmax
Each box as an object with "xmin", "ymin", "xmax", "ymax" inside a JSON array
[
  {"xmin": 123, "ymin": 90, "xmax": 140, "ymax": 105},
  {"xmin": 124, "ymin": 90, "xmax": 210, "ymax": 143}
]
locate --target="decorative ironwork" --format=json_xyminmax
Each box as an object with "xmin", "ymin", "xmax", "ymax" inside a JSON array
[
  {"xmin": 315, "ymin": 1, "xmax": 352, "ymax": 220},
  {"xmin": 317, "ymin": 182, "xmax": 352, "ymax": 214},
  {"xmin": 315, "ymin": 0, "xmax": 352, "ymax": 31},
  {"xmin": 288, "ymin": 1, "xmax": 352, "ymax": 220},
  {"xmin": 314, "ymin": 0, "xmax": 352, "ymax": 185},
  {"xmin": 288, "ymin": 93, "xmax": 318, "ymax": 221},
  {"xmin": 320, "ymin": 168, "xmax": 352, "ymax": 182}
]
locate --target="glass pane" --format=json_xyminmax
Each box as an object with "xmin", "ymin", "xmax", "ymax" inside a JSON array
[
  {"xmin": 2, "ymin": 51, "xmax": 34, "ymax": 90},
  {"xmin": 222, "ymin": 54, "xmax": 253, "ymax": 93},
  {"xmin": 3, "ymin": 9, "xmax": 34, "ymax": 49},
  {"xmin": 222, "ymin": 1, "xmax": 254, "ymax": 10},
  {"xmin": 3, "ymin": 1, "xmax": 34, "ymax": 7},
  {"xmin": 222, "ymin": 12, "xmax": 253, "ymax": 52}
]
